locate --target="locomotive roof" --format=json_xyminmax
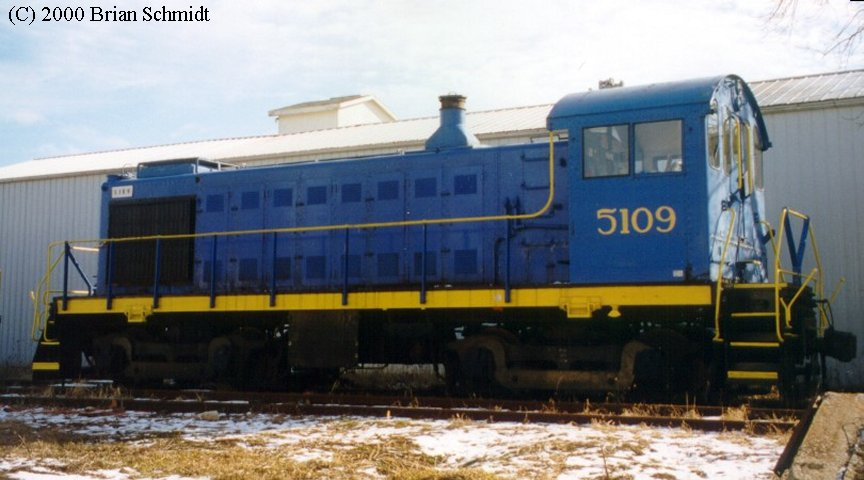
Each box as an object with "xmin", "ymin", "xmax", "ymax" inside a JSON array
[
  {"xmin": 547, "ymin": 74, "xmax": 771, "ymax": 150},
  {"xmin": 548, "ymin": 75, "xmax": 728, "ymax": 118}
]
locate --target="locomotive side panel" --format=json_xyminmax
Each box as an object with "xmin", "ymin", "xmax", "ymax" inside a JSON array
[{"xmin": 96, "ymin": 142, "xmax": 569, "ymax": 297}]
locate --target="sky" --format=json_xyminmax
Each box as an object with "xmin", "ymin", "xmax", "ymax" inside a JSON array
[{"xmin": 0, "ymin": 0, "xmax": 861, "ymax": 168}]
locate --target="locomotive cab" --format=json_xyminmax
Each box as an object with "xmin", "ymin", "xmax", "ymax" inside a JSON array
[{"xmin": 548, "ymin": 75, "xmax": 771, "ymax": 285}]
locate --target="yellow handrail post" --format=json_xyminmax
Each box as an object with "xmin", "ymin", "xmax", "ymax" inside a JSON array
[
  {"xmin": 713, "ymin": 208, "xmax": 737, "ymax": 342},
  {"xmin": 829, "ymin": 278, "xmax": 847, "ymax": 305},
  {"xmin": 773, "ymin": 207, "xmax": 831, "ymax": 338}
]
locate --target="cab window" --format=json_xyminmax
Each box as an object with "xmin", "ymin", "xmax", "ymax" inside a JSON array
[
  {"xmin": 583, "ymin": 125, "xmax": 629, "ymax": 178},
  {"xmin": 634, "ymin": 120, "xmax": 682, "ymax": 174},
  {"xmin": 722, "ymin": 115, "xmax": 739, "ymax": 176},
  {"xmin": 706, "ymin": 113, "xmax": 720, "ymax": 170}
]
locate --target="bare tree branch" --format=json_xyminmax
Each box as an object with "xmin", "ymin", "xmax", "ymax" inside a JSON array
[
  {"xmin": 770, "ymin": 0, "xmax": 863, "ymax": 57},
  {"xmin": 827, "ymin": 9, "xmax": 864, "ymax": 55}
]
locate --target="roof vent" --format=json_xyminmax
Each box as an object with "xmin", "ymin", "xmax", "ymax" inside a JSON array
[{"xmin": 425, "ymin": 94, "xmax": 480, "ymax": 151}]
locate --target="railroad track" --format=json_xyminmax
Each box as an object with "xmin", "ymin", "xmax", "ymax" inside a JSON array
[{"xmin": 0, "ymin": 383, "xmax": 801, "ymax": 434}]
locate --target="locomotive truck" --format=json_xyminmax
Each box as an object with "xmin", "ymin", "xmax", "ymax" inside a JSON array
[{"xmin": 32, "ymin": 75, "xmax": 856, "ymax": 401}]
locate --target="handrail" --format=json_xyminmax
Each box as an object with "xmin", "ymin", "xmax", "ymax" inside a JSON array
[
  {"xmin": 31, "ymin": 247, "xmax": 64, "ymax": 342},
  {"xmin": 777, "ymin": 267, "xmax": 819, "ymax": 330},
  {"xmin": 759, "ymin": 220, "xmax": 778, "ymax": 258},
  {"xmin": 713, "ymin": 208, "xmax": 737, "ymax": 342},
  {"xmin": 44, "ymin": 134, "xmax": 558, "ymax": 250},
  {"xmin": 746, "ymin": 125, "xmax": 755, "ymax": 195},
  {"xmin": 714, "ymin": 207, "xmax": 830, "ymax": 345},
  {"xmin": 773, "ymin": 208, "xmax": 828, "ymax": 335},
  {"xmin": 829, "ymin": 278, "xmax": 846, "ymax": 304},
  {"xmin": 735, "ymin": 119, "xmax": 744, "ymax": 193},
  {"xmin": 32, "ymin": 133, "xmax": 561, "ymax": 340}
]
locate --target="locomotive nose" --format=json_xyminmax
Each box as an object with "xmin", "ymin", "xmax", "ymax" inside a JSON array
[{"xmin": 425, "ymin": 94, "xmax": 480, "ymax": 151}]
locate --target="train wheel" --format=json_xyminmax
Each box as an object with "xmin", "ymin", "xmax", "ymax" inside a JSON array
[
  {"xmin": 779, "ymin": 351, "xmax": 823, "ymax": 407},
  {"xmin": 445, "ymin": 347, "xmax": 503, "ymax": 397},
  {"xmin": 461, "ymin": 347, "xmax": 502, "ymax": 397},
  {"xmin": 204, "ymin": 329, "xmax": 268, "ymax": 389},
  {"xmin": 447, "ymin": 332, "xmax": 512, "ymax": 397},
  {"xmin": 632, "ymin": 329, "xmax": 704, "ymax": 402},
  {"xmin": 444, "ymin": 351, "xmax": 467, "ymax": 396},
  {"xmin": 92, "ymin": 335, "xmax": 130, "ymax": 382},
  {"xmin": 59, "ymin": 341, "xmax": 83, "ymax": 379}
]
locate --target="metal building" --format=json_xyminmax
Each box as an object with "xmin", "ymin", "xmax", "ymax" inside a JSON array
[
  {"xmin": 751, "ymin": 70, "xmax": 864, "ymax": 387},
  {"xmin": 1, "ymin": 71, "xmax": 862, "ymax": 387}
]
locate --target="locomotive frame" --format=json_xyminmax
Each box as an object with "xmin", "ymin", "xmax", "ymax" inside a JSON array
[{"xmin": 31, "ymin": 76, "xmax": 855, "ymax": 402}]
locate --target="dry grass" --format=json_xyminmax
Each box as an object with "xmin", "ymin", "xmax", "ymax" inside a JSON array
[
  {"xmin": 40, "ymin": 382, "xmax": 130, "ymax": 400},
  {"xmin": 620, "ymin": 403, "xmax": 701, "ymax": 420},
  {"xmin": 0, "ymin": 417, "xmax": 500, "ymax": 480},
  {"xmin": 5, "ymin": 437, "xmax": 320, "ymax": 479},
  {"xmin": 720, "ymin": 405, "xmax": 750, "ymax": 422},
  {"xmin": 1, "ymin": 399, "xmax": 790, "ymax": 480}
]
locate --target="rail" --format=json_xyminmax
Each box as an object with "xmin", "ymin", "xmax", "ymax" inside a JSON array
[
  {"xmin": 713, "ymin": 208, "xmax": 737, "ymax": 342},
  {"xmin": 713, "ymin": 207, "xmax": 831, "ymax": 343},
  {"xmin": 32, "ymin": 133, "xmax": 560, "ymax": 341},
  {"xmin": 773, "ymin": 208, "xmax": 829, "ymax": 335},
  {"xmin": 2, "ymin": 385, "xmax": 802, "ymax": 434}
]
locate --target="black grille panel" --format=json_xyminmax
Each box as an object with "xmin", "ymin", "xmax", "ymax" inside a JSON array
[{"xmin": 107, "ymin": 196, "xmax": 196, "ymax": 287}]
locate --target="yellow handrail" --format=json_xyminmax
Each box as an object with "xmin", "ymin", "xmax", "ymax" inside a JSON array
[
  {"xmin": 32, "ymin": 133, "xmax": 561, "ymax": 341},
  {"xmin": 759, "ymin": 220, "xmax": 778, "ymax": 258},
  {"xmin": 773, "ymin": 208, "xmax": 829, "ymax": 336},
  {"xmin": 829, "ymin": 278, "xmax": 846, "ymax": 304},
  {"xmin": 778, "ymin": 267, "xmax": 819, "ymax": 330},
  {"xmin": 31, "ymin": 247, "xmax": 65, "ymax": 342},
  {"xmin": 47, "ymin": 134, "xmax": 558, "ymax": 248},
  {"xmin": 735, "ymin": 120, "xmax": 744, "ymax": 192},
  {"xmin": 714, "ymin": 207, "xmax": 829, "ymax": 345},
  {"xmin": 746, "ymin": 126, "xmax": 755, "ymax": 195},
  {"xmin": 713, "ymin": 208, "xmax": 737, "ymax": 342}
]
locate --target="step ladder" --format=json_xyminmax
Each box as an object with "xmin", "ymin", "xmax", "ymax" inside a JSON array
[
  {"xmin": 711, "ymin": 207, "xmax": 831, "ymax": 400},
  {"xmin": 718, "ymin": 284, "xmax": 786, "ymax": 386},
  {"xmin": 31, "ymin": 313, "xmax": 63, "ymax": 378}
]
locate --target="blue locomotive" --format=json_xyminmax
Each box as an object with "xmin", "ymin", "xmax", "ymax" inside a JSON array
[{"xmin": 33, "ymin": 75, "xmax": 854, "ymax": 401}]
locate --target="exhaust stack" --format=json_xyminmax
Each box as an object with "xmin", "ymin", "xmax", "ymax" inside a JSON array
[{"xmin": 425, "ymin": 94, "xmax": 480, "ymax": 151}]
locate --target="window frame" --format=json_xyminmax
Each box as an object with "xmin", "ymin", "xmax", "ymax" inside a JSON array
[
  {"xmin": 582, "ymin": 119, "xmax": 685, "ymax": 179},
  {"xmin": 633, "ymin": 119, "xmax": 683, "ymax": 175},
  {"xmin": 582, "ymin": 124, "xmax": 630, "ymax": 179}
]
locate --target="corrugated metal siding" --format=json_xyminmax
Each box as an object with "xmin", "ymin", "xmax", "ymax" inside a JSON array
[
  {"xmin": 762, "ymin": 104, "xmax": 864, "ymax": 387},
  {"xmin": 0, "ymin": 174, "xmax": 104, "ymax": 377}
]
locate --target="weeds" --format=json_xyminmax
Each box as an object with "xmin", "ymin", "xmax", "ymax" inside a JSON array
[
  {"xmin": 0, "ymin": 401, "xmax": 788, "ymax": 480},
  {"xmin": 1, "ymin": 416, "xmax": 499, "ymax": 480}
]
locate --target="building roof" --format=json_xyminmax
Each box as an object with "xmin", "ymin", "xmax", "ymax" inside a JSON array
[
  {"xmin": 268, "ymin": 95, "xmax": 367, "ymax": 115},
  {"xmin": 267, "ymin": 94, "xmax": 397, "ymax": 121},
  {"xmin": 749, "ymin": 69, "xmax": 864, "ymax": 108},
  {"xmin": 0, "ymin": 104, "xmax": 551, "ymax": 182},
  {"xmin": 2, "ymin": 70, "xmax": 862, "ymax": 183}
]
